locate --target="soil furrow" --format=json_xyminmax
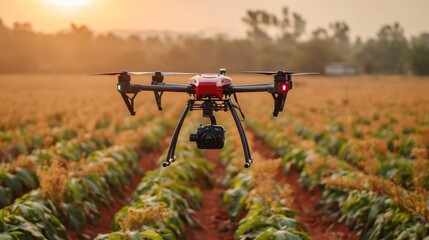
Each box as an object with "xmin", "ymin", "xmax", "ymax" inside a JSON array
[
  {"xmin": 250, "ymin": 132, "xmax": 359, "ymax": 240},
  {"xmin": 188, "ymin": 149, "xmax": 235, "ymax": 240},
  {"xmin": 68, "ymin": 141, "xmax": 168, "ymax": 240}
]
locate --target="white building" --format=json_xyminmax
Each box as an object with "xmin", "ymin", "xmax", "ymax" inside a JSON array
[{"xmin": 325, "ymin": 62, "xmax": 357, "ymax": 75}]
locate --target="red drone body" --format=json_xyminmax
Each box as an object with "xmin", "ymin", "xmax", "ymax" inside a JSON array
[
  {"xmin": 189, "ymin": 74, "xmax": 232, "ymax": 99},
  {"xmin": 90, "ymin": 69, "xmax": 317, "ymax": 168}
]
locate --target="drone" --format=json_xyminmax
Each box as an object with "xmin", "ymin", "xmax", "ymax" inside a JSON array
[{"xmin": 90, "ymin": 69, "xmax": 317, "ymax": 168}]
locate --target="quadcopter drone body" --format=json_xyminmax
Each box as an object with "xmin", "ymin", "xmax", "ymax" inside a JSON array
[{"xmin": 92, "ymin": 69, "xmax": 317, "ymax": 168}]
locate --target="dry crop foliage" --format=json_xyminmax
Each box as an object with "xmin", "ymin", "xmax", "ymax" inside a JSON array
[
  {"xmin": 38, "ymin": 159, "xmax": 68, "ymax": 205},
  {"xmin": 323, "ymin": 142, "xmax": 429, "ymax": 222},
  {"xmin": 239, "ymin": 75, "xmax": 429, "ymax": 237},
  {"xmin": 118, "ymin": 204, "xmax": 173, "ymax": 231}
]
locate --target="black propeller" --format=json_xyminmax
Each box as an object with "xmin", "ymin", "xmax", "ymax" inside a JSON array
[
  {"xmin": 88, "ymin": 71, "xmax": 197, "ymax": 76},
  {"xmin": 88, "ymin": 71, "xmax": 128, "ymax": 76},
  {"xmin": 243, "ymin": 70, "xmax": 319, "ymax": 76},
  {"xmin": 132, "ymin": 71, "xmax": 197, "ymax": 76}
]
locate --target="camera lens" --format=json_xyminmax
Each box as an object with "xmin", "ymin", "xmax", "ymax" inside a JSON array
[
  {"xmin": 201, "ymin": 132, "xmax": 217, "ymax": 148},
  {"xmin": 189, "ymin": 134, "xmax": 198, "ymax": 142}
]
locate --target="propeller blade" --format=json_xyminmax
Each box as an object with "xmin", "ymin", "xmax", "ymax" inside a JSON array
[
  {"xmin": 291, "ymin": 72, "xmax": 319, "ymax": 76},
  {"xmin": 242, "ymin": 71, "xmax": 280, "ymax": 75},
  {"xmin": 87, "ymin": 72, "xmax": 123, "ymax": 76},
  {"xmin": 127, "ymin": 72, "xmax": 157, "ymax": 75},
  {"xmin": 243, "ymin": 71, "xmax": 319, "ymax": 76},
  {"xmin": 162, "ymin": 72, "xmax": 197, "ymax": 75},
  {"xmin": 90, "ymin": 71, "xmax": 198, "ymax": 76}
]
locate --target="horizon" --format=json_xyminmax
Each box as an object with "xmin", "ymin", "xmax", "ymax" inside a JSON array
[{"xmin": 0, "ymin": 0, "xmax": 428, "ymax": 40}]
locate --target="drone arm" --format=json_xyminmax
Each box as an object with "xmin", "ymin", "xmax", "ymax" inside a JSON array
[
  {"xmin": 228, "ymin": 83, "xmax": 274, "ymax": 93},
  {"xmin": 131, "ymin": 83, "xmax": 192, "ymax": 93},
  {"xmin": 229, "ymin": 83, "xmax": 290, "ymax": 117}
]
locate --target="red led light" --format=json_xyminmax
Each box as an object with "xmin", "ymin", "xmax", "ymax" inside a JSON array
[{"xmin": 279, "ymin": 82, "xmax": 288, "ymax": 93}]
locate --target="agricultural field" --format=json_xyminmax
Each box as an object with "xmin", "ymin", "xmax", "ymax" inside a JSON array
[{"xmin": 0, "ymin": 74, "xmax": 428, "ymax": 240}]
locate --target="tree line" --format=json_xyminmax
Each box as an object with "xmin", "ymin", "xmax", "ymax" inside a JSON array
[{"xmin": 0, "ymin": 7, "xmax": 428, "ymax": 75}]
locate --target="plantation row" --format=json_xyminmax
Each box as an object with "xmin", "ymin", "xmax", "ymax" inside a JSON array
[
  {"xmin": 242, "ymin": 87, "xmax": 429, "ymax": 239},
  {"xmin": 2, "ymin": 109, "xmax": 312, "ymax": 240},
  {"xmin": 220, "ymin": 125, "xmax": 311, "ymax": 239},
  {"xmin": 0, "ymin": 97, "xmax": 180, "ymax": 206},
  {"xmin": 90, "ymin": 119, "xmax": 313, "ymax": 239},
  {"xmin": 0, "ymin": 102, "xmax": 166, "ymax": 163},
  {"xmin": 95, "ymin": 134, "xmax": 215, "ymax": 239},
  {"xmin": 0, "ymin": 114, "xmax": 176, "ymax": 239},
  {"xmin": 0, "ymin": 75, "xmax": 183, "ymax": 166},
  {"xmin": 1, "ymin": 75, "xmax": 428, "ymax": 239}
]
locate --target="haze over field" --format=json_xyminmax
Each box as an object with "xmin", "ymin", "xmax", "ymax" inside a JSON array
[
  {"xmin": 0, "ymin": 0, "xmax": 428, "ymax": 40},
  {"xmin": 0, "ymin": 0, "xmax": 428, "ymax": 75}
]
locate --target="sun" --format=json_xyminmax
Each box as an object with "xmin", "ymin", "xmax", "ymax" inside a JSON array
[{"xmin": 44, "ymin": 0, "xmax": 92, "ymax": 9}]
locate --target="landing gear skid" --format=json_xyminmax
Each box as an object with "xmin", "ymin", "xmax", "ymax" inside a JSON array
[{"xmin": 162, "ymin": 99, "xmax": 253, "ymax": 168}]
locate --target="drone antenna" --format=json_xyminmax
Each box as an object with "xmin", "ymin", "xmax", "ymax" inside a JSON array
[{"xmin": 220, "ymin": 68, "xmax": 226, "ymax": 76}]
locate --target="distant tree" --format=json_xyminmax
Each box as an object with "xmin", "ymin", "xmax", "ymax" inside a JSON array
[
  {"xmin": 243, "ymin": 6, "xmax": 306, "ymax": 43},
  {"xmin": 292, "ymin": 13, "xmax": 306, "ymax": 41},
  {"xmin": 0, "ymin": 8, "xmax": 428, "ymax": 75},
  {"xmin": 61, "ymin": 24, "xmax": 95, "ymax": 71},
  {"xmin": 312, "ymin": 27, "xmax": 329, "ymax": 40},
  {"xmin": 355, "ymin": 39, "xmax": 377, "ymax": 73},
  {"xmin": 304, "ymin": 22, "xmax": 351, "ymax": 70},
  {"xmin": 377, "ymin": 22, "xmax": 406, "ymax": 42},
  {"xmin": 278, "ymin": 7, "xmax": 306, "ymax": 43},
  {"xmin": 354, "ymin": 37, "xmax": 363, "ymax": 47},
  {"xmin": 278, "ymin": 7, "xmax": 291, "ymax": 41},
  {"xmin": 242, "ymin": 10, "xmax": 277, "ymax": 42},
  {"xmin": 329, "ymin": 21, "xmax": 350, "ymax": 49},
  {"xmin": 376, "ymin": 22, "xmax": 408, "ymax": 73},
  {"xmin": 0, "ymin": 18, "xmax": 7, "ymax": 33},
  {"xmin": 406, "ymin": 33, "xmax": 429, "ymax": 75},
  {"xmin": 290, "ymin": 38, "xmax": 342, "ymax": 72},
  {"xmin": 0, "ymin": 18, "xmax": 11, "ymax": 72},
  {"xmin": 9, "ymin": 22, "xmax": 37, "ymax": 72},
  {"xmin": 355, "ymin": 22, "xmax": 408, "ymax": 74}
]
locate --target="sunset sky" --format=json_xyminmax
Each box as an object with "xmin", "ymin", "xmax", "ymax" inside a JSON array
[{"xmin": 0, "ymin": 0, "xmax": 428, "ymax": 40}]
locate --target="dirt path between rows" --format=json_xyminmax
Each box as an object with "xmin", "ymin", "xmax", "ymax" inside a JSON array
[
  {"xmin": 250, "ymin": 132, "xmax": 358, "ymax": 240},
  {"xmin": 187, "ymin": 149, "xmax": 235, "ymax": 240},
  {"xmin": 68, "ymin": 142, "xmax": 167, "ymax": 240}
]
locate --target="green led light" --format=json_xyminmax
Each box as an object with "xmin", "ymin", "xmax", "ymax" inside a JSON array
[{"xmin": 117, "ymin": 84, "xmax": 121, "ymax": 91}]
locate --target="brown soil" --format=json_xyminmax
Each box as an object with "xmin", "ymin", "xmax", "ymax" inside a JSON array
[
  {"xmin": 68, "ymin": 142, "xmax": 167, "ymax": 240},
  {"xmin": 187, "ymin": 150, "xmax": 235, "ymax": 240},
  {"xmin": 251, "ymin": 133, "xmax": 359, "ymax": 240}
]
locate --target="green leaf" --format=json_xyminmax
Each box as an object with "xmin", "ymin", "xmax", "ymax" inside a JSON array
[
  {"xmin": 129, "ymin": 231, "xmax": 143, "ymax": 240},
  {"xmin": 5, "ymin": 173, "xmax": 23, "ymax": 197},
  {"xmin": 0, "ymin": 233, "xmax": 13, "ymax": 240},
  {"xmin": 67, "ymin": 178, "xmax": 84, "ymax": 202},
  {"xmin": 227, "ymin": 188, "xmax": 245, "ymax": 217},
  {"xmin": 0, "ymin": 186, "xmax": 12, "ymax": 206},
  {"xmin": 236, "ymin": 215, "xmax": 262, "ymax": 236},
  {"xmin": 254, "ymin": 229, "xmax": 275, "ymax": 240},
  {"xmin": 15, "ymin": 168, "xmax": 38, "ymax": 189},
  {"xmin": 140, "ymin": 230, "xmax": 163, "ymax": 240},
  {"xmin": 274, "ymin": 230, "xmax": 301, "ymax": 240},
  {"xmin": 64, "ymin": 203, "xmax": 86, "ymax": 231},
  {"xmin": 7, "ymin": 216, "xmax": 45, "ymax": 239}
]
